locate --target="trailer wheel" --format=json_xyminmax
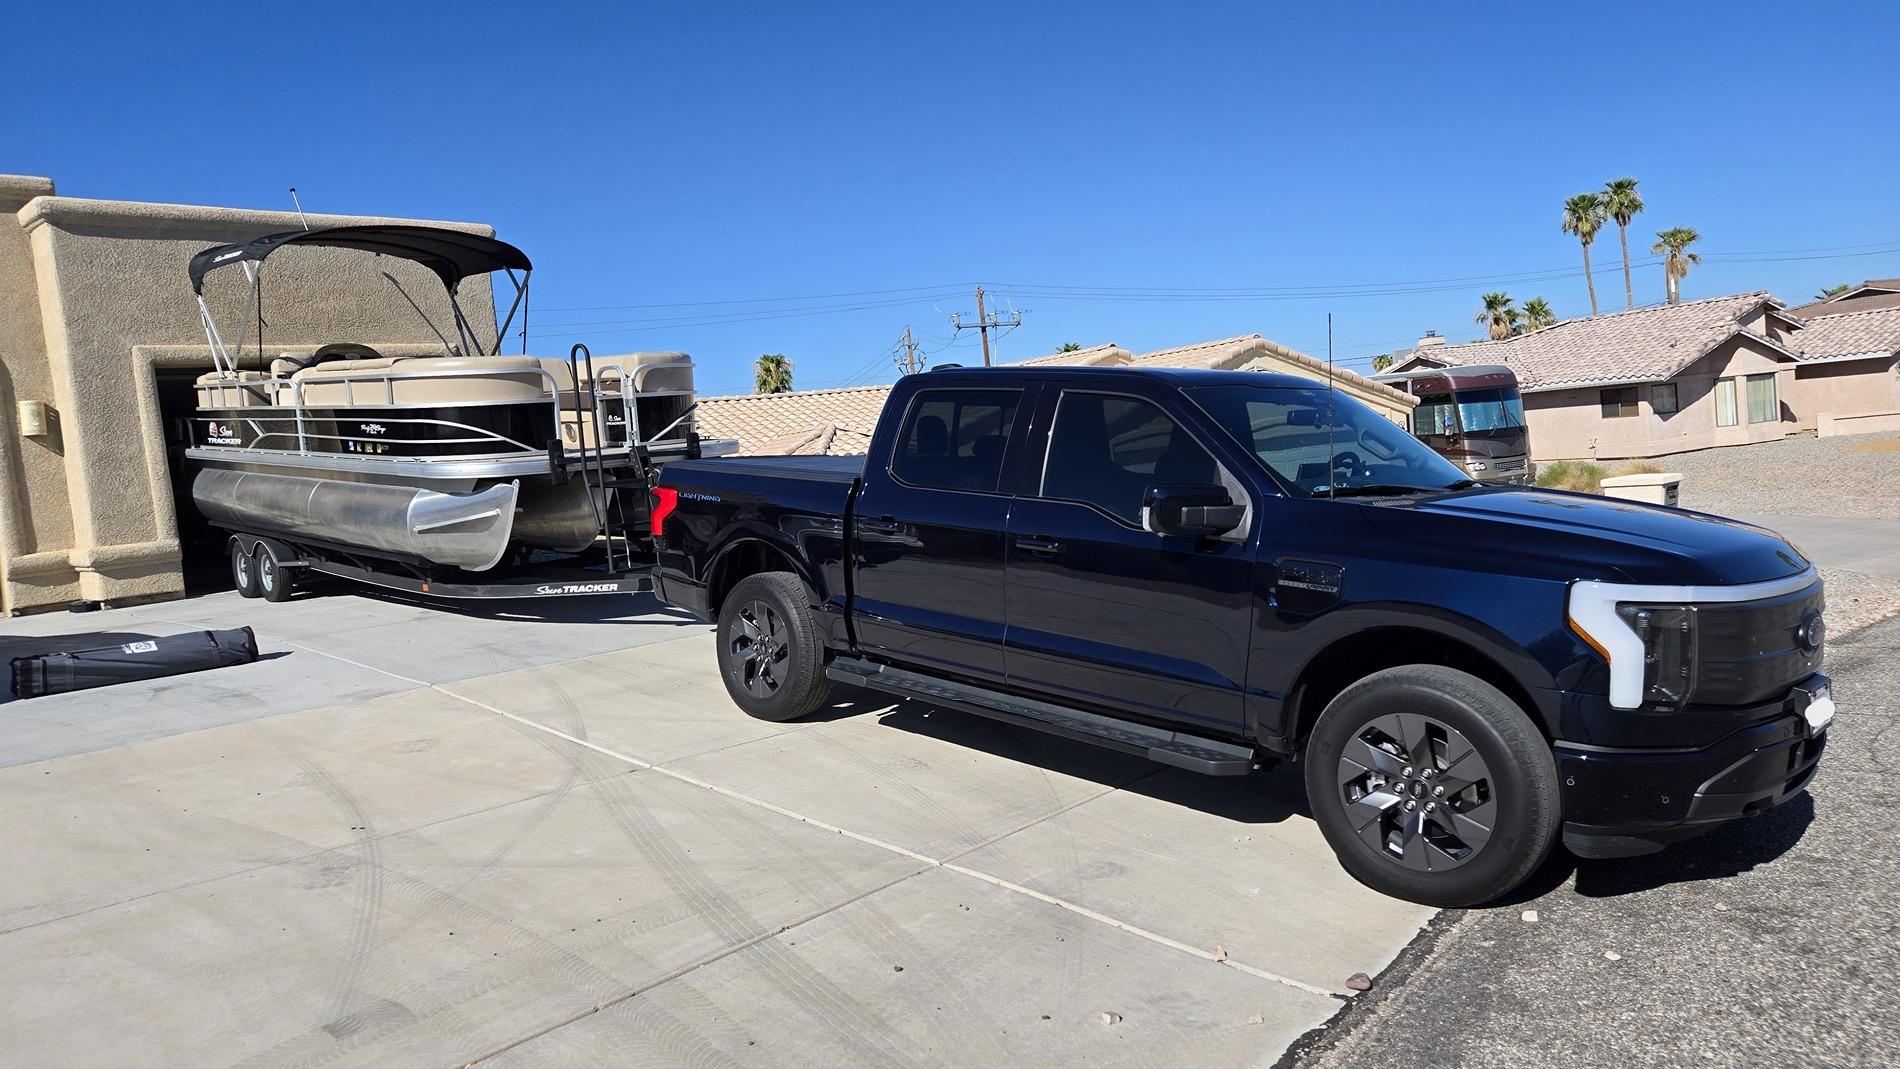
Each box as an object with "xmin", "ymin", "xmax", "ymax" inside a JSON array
[
  {"xmin": 231, "ymin": 540, "xmax": 262, "ymax": 599},
  {"xmin": 716, "ymin": 572, "xmax": 830, "ymax": 722},
  {"xmin": 255, "ymin": 544, "xmax": 295, "ymax": 603}
]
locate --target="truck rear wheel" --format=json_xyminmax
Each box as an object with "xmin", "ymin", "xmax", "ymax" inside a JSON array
[
  {"xmin": 716, "ymin": 572, "xmax": 830, "ymax": 722},
  {"xmin": 1303, "ymin": 665, "xmax": 1558, "ymax": 907}
]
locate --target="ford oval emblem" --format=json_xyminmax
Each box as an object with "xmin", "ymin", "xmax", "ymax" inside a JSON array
[{"xmin": 1796, "ymin": 612, "xmax": 1825, "ymax": 653}]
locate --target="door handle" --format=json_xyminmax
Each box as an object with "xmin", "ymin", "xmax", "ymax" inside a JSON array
[
  {"xmin": 860, "ymin": 516, "xmax": 902, "ymax": 534},
  {"xmin": 1015, "ymin": 536, "xmax": 1062, "ymax": 556}
]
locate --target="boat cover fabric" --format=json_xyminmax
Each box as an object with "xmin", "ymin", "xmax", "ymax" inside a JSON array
[
  {"xmin": 10, "ymin": 627, "xmax": 260, "ymax": 699},
  {"xmin": 189, "ymin": 225, "xmax": 532, "ymax": 295}
]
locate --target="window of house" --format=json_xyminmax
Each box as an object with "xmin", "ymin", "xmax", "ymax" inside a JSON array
[
  {"xmin": 1746, "ymin": 373, "xmax": 1779, "ymax": 424},
  {"xmin": 889, "ymin": 389, "xmax": 1020, "ymax": 493},
  {"xmin": 1715, "ymin": 378, "xmax": 1738, "ymax": 427},
  {"xmin": 1651, "ymin": 383, "xmax": 1679, "ymax": 415},
  {"xmin": 1041, "ymin": 392, "xmax": 1221, "ymax": 525},
  {"xmin": 1599, "ymin": 387, "xmax": 1639, "ymax": 418}
]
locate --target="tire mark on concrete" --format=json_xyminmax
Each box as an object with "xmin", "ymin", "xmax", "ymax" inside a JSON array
[{"xmin": 490, "ymin": 711, "xmax": 920, "ymax": 1065}]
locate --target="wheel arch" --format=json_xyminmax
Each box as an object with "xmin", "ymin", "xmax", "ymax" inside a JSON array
[
  {"xmin": 704, "ymin": 536, "xmax": 812, "ymax": 617},
  {"xmin": 1282, "ymin": 623, "xmax": 1554, "ymax": 754}
]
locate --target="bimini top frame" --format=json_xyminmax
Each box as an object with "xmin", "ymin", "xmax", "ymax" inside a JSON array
[{"xmin": 188, "ymin": 224, "xmax": 535, "ymax": 375}]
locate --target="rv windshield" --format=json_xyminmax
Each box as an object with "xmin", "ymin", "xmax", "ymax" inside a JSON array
[
  {"xmin": 1185, "ymin": 384, "xmax": 1470, "ymax": 498},
  {"xmin": 1452, "ymin": 387, "xmax": 1526, "ymax": 434}
]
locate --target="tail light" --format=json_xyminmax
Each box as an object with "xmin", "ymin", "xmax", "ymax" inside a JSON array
[{"xmin": 649, "ymin": 486, "xmax": 679, "ymax": 538}]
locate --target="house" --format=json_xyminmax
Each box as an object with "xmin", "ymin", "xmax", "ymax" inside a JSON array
[
  {"xmin": 0, "ymin": 174, "xmax": 500, "ymax": 615},
  {"xmin": 1024, "ymin": 334, "xmax": 1419, "ymax": 424},
  {"xmin": 699, "ymin": 333, "xmax": 1420, "ymax": 456},
  {"xmin": 693, "ymin": 384, "xmax": 890, "ymax": 455},
  {"xmin": 1390, "ymin": 291, "xmax": 1900, "ymax": 461},
  {"xmin": 1784, "ymin": 278, "xmax": 1900, "ymax": 319}
]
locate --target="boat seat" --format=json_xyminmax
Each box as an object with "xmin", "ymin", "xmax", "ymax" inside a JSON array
[
  {"xmin": 291, "ymin": 355, "xmax": 553, "ymax": 406},
  {"xmin": 194, "ymin": 370, "xmax": 275, "ymax": 408}
]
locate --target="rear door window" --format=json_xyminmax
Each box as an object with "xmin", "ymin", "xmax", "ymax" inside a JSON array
[{"xmin": 889, "ymin": 389, "xmax": 1021, "ymax": 493}]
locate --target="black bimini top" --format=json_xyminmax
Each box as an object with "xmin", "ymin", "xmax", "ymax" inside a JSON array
[{"xmin": 188, "ymin": 224, "xmax": 532, "ymax": 295}]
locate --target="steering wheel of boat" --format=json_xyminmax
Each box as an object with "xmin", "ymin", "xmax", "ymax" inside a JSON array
[{"xmin": 308, "ymin": 343, "xmax": 385, "ymax": 366}]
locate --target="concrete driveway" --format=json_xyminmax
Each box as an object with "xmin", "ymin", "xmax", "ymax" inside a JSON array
[{"xmin": 1, "ymin": 590, "xmax": 1430, "ymax": 1067}]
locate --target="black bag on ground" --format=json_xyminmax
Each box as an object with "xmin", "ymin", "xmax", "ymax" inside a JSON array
[{"xmin": 10, "ymin": 627, "xmax": 259, "ymax": 699}]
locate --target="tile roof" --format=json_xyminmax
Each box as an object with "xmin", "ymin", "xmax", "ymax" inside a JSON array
[
  {"xmin": 703, "ymin": 332, "xmax": 1421, "ymax": 455},
  {"xmin": 1784, "ymin": 284, "xmax": 1900, "ymax": 320},
  {"xmin": 1791, "ymin": 305, "xmax": 1900, "ymax": 361},
  {"xmin": 1015, "ymin": 343, "xmax": 1132, "ymax": 366},
  {"xmin": 694, "ymin": 384, "xmax": 892, "ymax": 455},
  {"xmin": 1394, "ymin": 292, "xmax": 1791, "ymax": 391},
  {"xmin": 1025, "ymin": 334, "xmax": 1414, "ymax": 406}
]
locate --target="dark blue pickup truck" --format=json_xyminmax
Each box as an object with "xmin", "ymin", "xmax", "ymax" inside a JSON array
[{"xmin": 650, "ymin": 366, "xmax": 1832, "ymax": 906}]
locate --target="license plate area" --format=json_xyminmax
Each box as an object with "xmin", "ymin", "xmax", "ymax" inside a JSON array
[{"xmin": 1791, "ymin": 676, "xmax": 1834, "ymax": 738}]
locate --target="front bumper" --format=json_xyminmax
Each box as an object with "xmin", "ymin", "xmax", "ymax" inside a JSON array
[{"xmin": 1558, "ymin": 674, "xmax": 1831, "ymax": 859}]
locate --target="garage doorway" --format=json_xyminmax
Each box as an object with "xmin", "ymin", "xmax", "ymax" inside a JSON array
[{"xmin": 153, "ymin": 366, "xmax": 233, "ymax": 596}]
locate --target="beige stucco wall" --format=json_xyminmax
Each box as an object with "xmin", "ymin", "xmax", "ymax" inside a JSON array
[
  {"xmin": 1525, "ymin": 336, "xmax": 1800, "ymax": 461},
  {"xmin": 1795, "ymin": 356, "xmax": 1900, "ymax": 422},
  {"xmin": 0, "ymin": 176, "xmax": 502, "ymax": 614}
]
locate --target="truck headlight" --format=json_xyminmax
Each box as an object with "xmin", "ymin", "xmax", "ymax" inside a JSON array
[
  {"xmin": 1612, "ymin": 603, "xmax": 1699, "ymax": 707},
  {"xmin": 1569, "ymin": 581, "xmax": 1699, "ymax": 710}
]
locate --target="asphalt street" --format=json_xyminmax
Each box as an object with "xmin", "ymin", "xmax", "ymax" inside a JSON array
[{"xmin": 1298, "ymin": 613, "xmax": 1900, "ymax": 1069}]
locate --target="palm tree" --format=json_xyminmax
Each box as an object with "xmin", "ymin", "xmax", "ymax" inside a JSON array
[
  {"xmin": 1602, "ymin": 178, "xmax": 1645, "ymax": 310},
  {"xmin": 1056, "ymin": 341, "xmax": 1083, "ymax": 353},
  {"xmin": 1371, "ymin": 353, "xmax": 1396, "ymax": 373},
  {"xmin": 1561, "ymin": 193, "xmax": 1608, "ymax": 316},
  {"xmin": 1520, "ymin": 297, "xmax": 1557, "ymax": 333},
  {"xmin": 753, "ymin": 353, "xmax": 794, "ymax": 394},
  {"xmin": 1474, "ymin": 292, "xmax": 1520, "ymax": 340},
  {"xmin": 1817, "ymin": 283, "xmax": 1853, "ymax": 301},
  {"xmin": 1651, "ymin": 228, "xmax": 1702, "ymax": 305}
]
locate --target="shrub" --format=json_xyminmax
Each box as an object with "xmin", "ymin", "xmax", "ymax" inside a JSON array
[
  {"xmin": 1536, "ymin": 459, "xmax": 1666, "ymax": 494},
  {"xmin": 1536, "ymin": 460, "xmax": 1608, "ymax": 493},
  {"xmin": 1610, "ymin": 461, "xmax": 1665, "ymax": 476}
]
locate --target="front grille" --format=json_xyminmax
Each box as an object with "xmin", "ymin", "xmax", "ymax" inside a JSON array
[{"xmin": 1693, "ymin": 582, "xmax": 1825, "ymax": 705}]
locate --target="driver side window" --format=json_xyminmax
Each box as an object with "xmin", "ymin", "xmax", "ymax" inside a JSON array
[{"xmin": 1040, "ymin": 392, "xmax": 1220, "ymax": 525}]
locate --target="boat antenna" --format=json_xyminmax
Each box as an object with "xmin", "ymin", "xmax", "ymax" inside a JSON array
[
  {"xmin": 1326, "ymin": 312, "xmax": 1337, "ymax": 500},
  {"xmin": 288, "ymin": 186, "xmax": 310, "ymax": 230}
]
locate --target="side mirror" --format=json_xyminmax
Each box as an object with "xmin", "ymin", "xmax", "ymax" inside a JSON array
[{"xmin": 1143, "ymin": 483, "xmax": 1245, "ymax": 538}]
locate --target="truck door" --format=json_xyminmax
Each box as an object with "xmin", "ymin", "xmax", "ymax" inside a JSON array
[
  {"xmin": 1003, "ymin": 386, "xmax": 1254, "ymax": 733},
  {"xmin": 850, "ymin": 384, "xmax": 1031, "ymax": 685}
]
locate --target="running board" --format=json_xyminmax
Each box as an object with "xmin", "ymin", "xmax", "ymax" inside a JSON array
[{"xmin": 825, "ymin": 657, "xmax": 1258, "ymax": 776}]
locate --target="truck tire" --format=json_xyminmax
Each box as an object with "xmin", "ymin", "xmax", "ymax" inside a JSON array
[
  {"xmin": 255, "ymin": 544, "xmax": 295, "ymax": 603},
  {"xmin": 716, "ymin": 572, "xmax": 831, "ymax": 722},
  {"xmin": 231, "ymin": 540, "xmax": 262, "ymax": 599},
  {"xmin": 1303, "ymin": 665, "xmax": 1558, "ymax": 907}
]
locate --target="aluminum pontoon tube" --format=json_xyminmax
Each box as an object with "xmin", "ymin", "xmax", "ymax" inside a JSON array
[{"xmin": 192, "ymin": 468, "xmax": 519, "ymax": 571}]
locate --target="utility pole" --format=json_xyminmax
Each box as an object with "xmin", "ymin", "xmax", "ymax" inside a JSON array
[
  {"xmin": 949, "ymin": 285, "xmax": 1023, "ymax": 366},
  {"xmin": 893, "ymin": 326, "xmax": 924, "ymax": 375}
]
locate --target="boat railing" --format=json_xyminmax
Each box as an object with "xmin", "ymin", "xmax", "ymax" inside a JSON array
[{"xmin": 195, "ymin": 360, "xmax": 709, "ymax": 462}]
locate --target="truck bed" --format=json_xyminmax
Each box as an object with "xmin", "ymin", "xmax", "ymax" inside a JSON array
[{"xmin": 661, "ymin": 454, "xmax": 864, "ymax": 484}]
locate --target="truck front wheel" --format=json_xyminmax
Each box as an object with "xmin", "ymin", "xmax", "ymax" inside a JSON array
[
  {"xmin": 716, "ymin": 572, "xmax": 831, "ymax": 722},
  {"xmin": 1304, "ymin": 665, "xmax": 1559, "ymax": 907}
]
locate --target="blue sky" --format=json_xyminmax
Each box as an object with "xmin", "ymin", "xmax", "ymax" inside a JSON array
[{"xmin": 7, "ymin": 2, "xmax": 1898, "ymax": 395}]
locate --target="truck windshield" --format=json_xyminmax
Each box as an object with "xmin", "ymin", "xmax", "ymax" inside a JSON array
[{"xmin": 1185, "ymin": 383, "xmax": 1471, "ymax": 498}]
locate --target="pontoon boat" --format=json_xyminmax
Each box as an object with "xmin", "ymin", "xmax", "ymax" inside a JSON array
[{"xmin": 183, "ymin": 224, "xmax": 732, "ymax": 599}]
